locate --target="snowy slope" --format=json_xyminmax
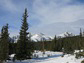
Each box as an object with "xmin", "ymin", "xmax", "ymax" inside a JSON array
[
  {"xmin": 32, "ymin": 51, "xmax": 62, "ymax": 58},
  {"xmin": 58, "ymin": 32, "xmax": 74, "ymax": 37},
  {"xmin": 8, "ymin": 51, "xmax": 84, "ymax": 63},
  {"xmin": 11, "ymin": 33, "xmax": 53, "ymax": 42},
  {"xmin": 31, "ymin": 33, "xmax": 53, "ymax": 42},
  {"xmin": 35, "ymin": 54, "xmax": 84, "ymax": 63}
]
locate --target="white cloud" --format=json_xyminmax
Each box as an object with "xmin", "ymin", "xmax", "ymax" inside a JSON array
[
  {"xmin": 31, "ymin": 0, "xmax": 84, "ymax": 25},
  {"xmin": 29, "ymin": 0, "xmax": 84, "ymax": 36},
  {"xmin": 0, "ymin": 0, "xmax": 84, "ymax": 36},
  {"xmin": 0, "ymin": 0, "xmax": 18, "ymax": 12}
]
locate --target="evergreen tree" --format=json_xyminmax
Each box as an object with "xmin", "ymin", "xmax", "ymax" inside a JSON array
[
  {"xmin": 80, "ymin": 28, "xmax": 82, "ymax": 37},
  {"xmin": 16, "ymin": 8, "xmax": 32, "ymax": 60},
  {"xmin": 82, "ymin": 29, "xmax": 84, "ymax": 37},
  {"xmin": 0, "ymin": 24, "xmax": 9, "ymax": 62},
  {"xmin": 53, "ymin": 35, "xmax": 57, "ymax": 51}
]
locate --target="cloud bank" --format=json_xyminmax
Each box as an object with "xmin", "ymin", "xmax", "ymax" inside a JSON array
[
  {"xmin": 31, "ymin": 0, "xmax": 84, "ymax": 25},
  {"xmin": 30, "ymin": 0, "xmax": 84, "ymax": 36},
  {"xmin": 0, "ymin": 0, "xmax": 84, "ymax": 36}
]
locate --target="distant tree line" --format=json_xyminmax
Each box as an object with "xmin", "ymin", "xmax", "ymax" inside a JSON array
[{"xmin": 33, "ymin": 28, "xmax": 84, "ymax": 54}]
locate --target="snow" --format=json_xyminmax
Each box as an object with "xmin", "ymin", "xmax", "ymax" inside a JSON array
[
  {"xmin": 31, "ymin": 33, "xmax": 53, "ymax": 42},
  {"xmin": 58, "ymin": 32, "xmax": 73, "ymax": 37},
  {"xmin": 12, "ymin": 33, "xmax": 53, "ymax": 43},
  {"xmin": 74, "ymin": 50, "xmax": 84, "ymax": 53},
  {"xmin": 32, "ymin": 51, "xmax": 62, "ymax": 58},
  {"xmin": 37, "ymin": 54, "xmax": 84, "ymax": 63},
  {"xmin": 8, "ymin": 51, "xmax": 84, "ymax": 63},
  {"xmin": 9, "ymin": 54, "xmax": 15, "ymax": 58}
]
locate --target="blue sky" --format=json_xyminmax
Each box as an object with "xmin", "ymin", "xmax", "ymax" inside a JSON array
[{"xmin": 0, "ymin": 0, "xmax": 84, "ymax": 37}]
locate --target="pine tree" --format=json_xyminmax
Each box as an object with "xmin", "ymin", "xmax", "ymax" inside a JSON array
[
  {"xmin": 0, "ymin": 24, "xmax": 9, "ymax": 62},
  {"xmin": 53, "ymin": 35, "xmax": 57, "ymax": 51},
  {"xmin": 16, "ymin": 8, "xmax": 32, "ymax": 60},
  {"xmin": 80, "ymin": 28, "xmax": 82, "ymax": 37}
]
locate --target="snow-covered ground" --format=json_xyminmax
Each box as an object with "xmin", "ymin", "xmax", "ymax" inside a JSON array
[
  {"xmin": 35, "ymin": 54, "xmax": 84, "ymax": 63},
  {"xmin": 8, "ymin": 51, "xmax": 84, "ymax": 63},
  {"xmin": 32, "ymin": 50, "xmax": 62, "ymax": 58}
]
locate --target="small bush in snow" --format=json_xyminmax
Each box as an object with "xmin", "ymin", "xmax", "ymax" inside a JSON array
[
  {"xmin": 47, "ymin": 54, "xmax": 50, "ymax": 57},
  {"xmin": 66, "ymin": 62, "xmax": 69, "ymax": 63},
  {"xmin": 61, "ymin": 55, "xmax": 64, "ymax": 57},
  {"xmin": 33, "ymin": 54, "xmax": 39, "ymax": 58},
  {"xmin": 75, "ymin": 52, "xmax": 84, "ymax": 59},
  {"xmin": 81, "ymin": 60, "xmax": 84, "ymax": 63}
]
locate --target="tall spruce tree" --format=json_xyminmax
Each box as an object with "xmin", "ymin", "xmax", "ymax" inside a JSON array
[
  {"xmin": 0, "ymin": 24, "xmax": 9, "ymax": 62},
  {"xmin": 16, "ymin": 8, "xmax": 32, "ymax": 60}
]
